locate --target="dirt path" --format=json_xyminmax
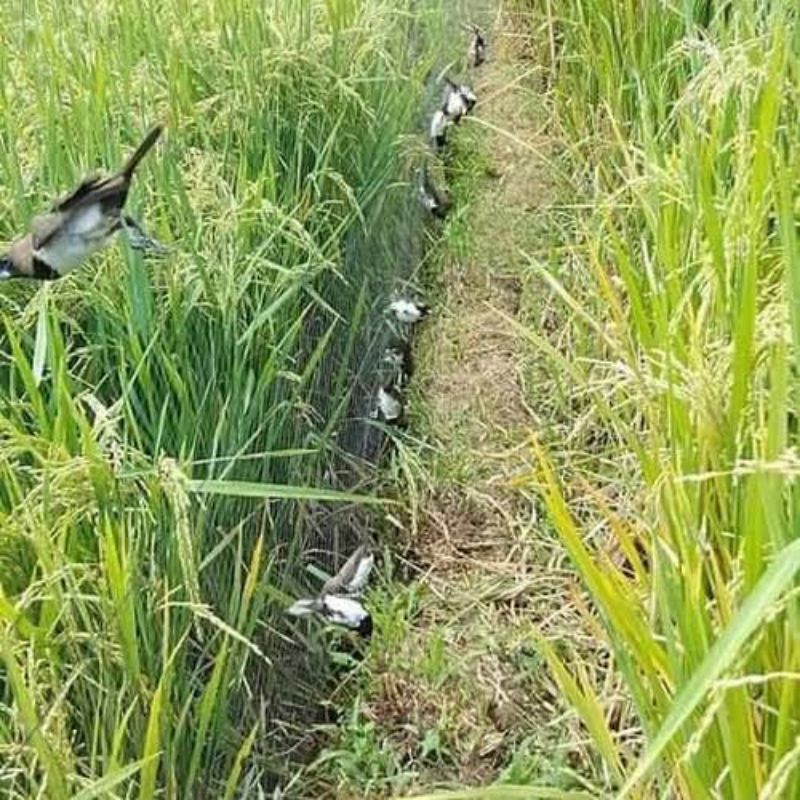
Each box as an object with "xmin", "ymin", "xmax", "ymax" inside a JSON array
[
  {"xmin": 372, "ymin": 7, "xmax": 592, "ymax": 791},
  {"xmin": 300, "ymin": 8, "xmax": 595, "ymax": 798}
]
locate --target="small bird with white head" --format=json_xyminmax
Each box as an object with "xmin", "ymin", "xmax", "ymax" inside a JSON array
[
  {"xmin": 287, "ymin": 543, "xmax": 376, "ymax": 638},
  {"xmin": 389, "ymin": 298, "xmax": 429, "ymax": 325}
]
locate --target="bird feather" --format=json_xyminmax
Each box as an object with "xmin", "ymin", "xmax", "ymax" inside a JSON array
[{"xmin": 286, "ymin": 598, "xmax": 321, "ymax": 616}]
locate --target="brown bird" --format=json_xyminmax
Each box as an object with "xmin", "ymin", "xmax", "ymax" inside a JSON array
[{"xmin": 0, "ymin": 125, "xmax": 164, "ymax": 281}]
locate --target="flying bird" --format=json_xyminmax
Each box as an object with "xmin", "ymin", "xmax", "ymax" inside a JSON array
[
  {"xmin": 287, "ymin": 594, "xmax": 373, "ymax": 638},
  {"xmin": 287, "ymin": 543, "xmax": 376, "ymax": 638},
  {"xmin": 467, "ymin": 25, "xmax": 487, "ymax": 67},
  {"xmin": 0, "ymin": 125, "xmax": 164, "ymax": 281}
]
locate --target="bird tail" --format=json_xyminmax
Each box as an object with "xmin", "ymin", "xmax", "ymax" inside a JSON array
[
  {"xmin": 287, "ymin": 597, "xmax": 321, "ymax": 616},
  {"xmin": 121, "ymin": 124, "xmax": 164, "ymax": 178}
]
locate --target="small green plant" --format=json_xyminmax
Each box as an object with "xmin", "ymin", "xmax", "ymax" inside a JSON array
[{"xmin": 310, "ymin": 701, "xmax": 416, "ymax": 796}]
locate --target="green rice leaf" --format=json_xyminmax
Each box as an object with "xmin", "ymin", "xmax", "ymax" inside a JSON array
[
  {"xmin": 619, "ymin": 539, "xmax": 800, "ymax": 796},
  {"xmin": 187, "ymin": 479, "xmax": 388, "ymax": 504}
]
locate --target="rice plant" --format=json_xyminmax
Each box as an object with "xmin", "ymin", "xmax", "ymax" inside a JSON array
[
  {"xmin": 519, "ymin": 0, "xmax": 800, "ymax": 796},
  {"xmin": 0, "ymin": 0, "xmax": 453, "ymax": 795}
]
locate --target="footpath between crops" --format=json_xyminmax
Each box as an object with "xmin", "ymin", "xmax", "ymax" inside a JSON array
[{"xmin": 297, "ymin": 7, "xmax": 596, "ymax": 798}]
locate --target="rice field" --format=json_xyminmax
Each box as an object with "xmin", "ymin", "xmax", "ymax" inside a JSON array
[
  {"xmin": 4, "ymin": 0, "xmax": 800, "ymax": 797},
  {"xmin": 0, "ymin": 0, "xmax": 457, "ymax": 796},
  {"xmin": 521, "ymin": 0, "xmax": 800, "ymax": 796}
]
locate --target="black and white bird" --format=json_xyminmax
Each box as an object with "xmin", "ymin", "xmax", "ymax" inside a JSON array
[
  {"xmin": 442, "ymin": 77, "xmax": 477, "ymax": 124},
  {"xmin": 456, "ymin": 81, "xmax": 478, "ymax": 114},
  {"xmin": 287, "ymin": 595, "xmax": 372, "ymax": 638},
  {"xmin": 389, "ymin": 298, "xmax": 429, "ymax": 325},
  {"xmin": 467, "ymin": 25, "xmax": 487, "ymax": 68},
  {"xmin": 417, "ymin": 166, "xmax": 451, "ymax": 220},
  {"xmin": 375, "ymin": 382, "xmax": 403, "ymax": 424},
  {"xmin": 287, "ymin": 543, "xmax": 376, "ymax": 638},
  {"xmin": 430, "ymin": 108, "xmax": 451, "ymax": 151},
  {"xmin": 429, "ymin": 78, "xmax": 477, "ymax": 151},
  {"xmin": 443, "ymin": 78, "xmax": 469, "ymax": 122},
  {"xmin": 383, "ymin": 339, "xmax": 414, "ymax": 385},
  {"xmin": 0, "ymin": 125, "xmax": 164, "ymax": 281}
]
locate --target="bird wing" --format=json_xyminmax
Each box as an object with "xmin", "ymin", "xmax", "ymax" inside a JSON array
[
  {"xmin": 67, "ymin": 176, "xmax": 130, "ymax": 212},
  {"xmin": 50, "ymin": 174, "xmax": 130, "ymax": 216},
  {"xmin": 32, "ymin": 177, "xmax": 133, "ymax": 250},
  {"xmin": 347, "ymin": 553, "xmax": 375, "ymax": 594},
  {"xmin": 30, "ymin": 211, "xmax": 67, "ymax": 249},
  {"xmin": 44, "ymin": 124, "xmax": 160, "ymax": 215},
  {"xmin": 49, "ymin": 173, "xmax": 105, "ymax": 211},
  {"xmin": 287, "ymin": 597, "xmax": 321, "ymax": 616},
  {"xmin": 322, "ymin": 544, "xmax": 371, "ymax": 595}
]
